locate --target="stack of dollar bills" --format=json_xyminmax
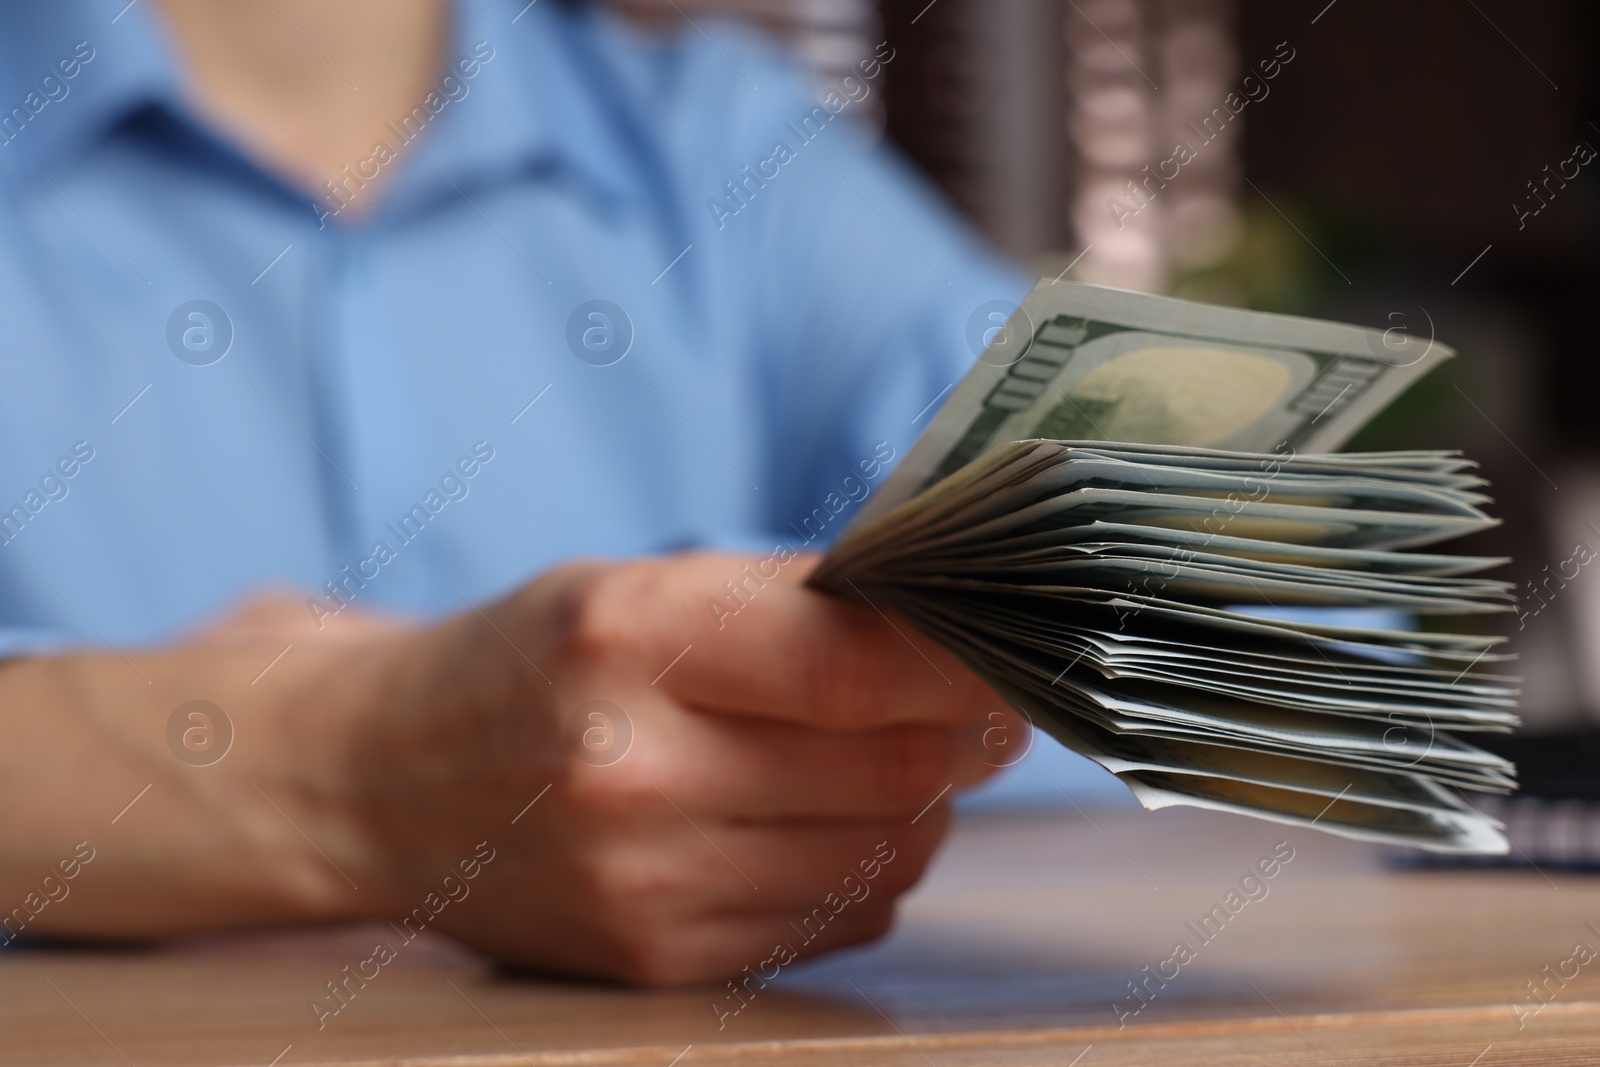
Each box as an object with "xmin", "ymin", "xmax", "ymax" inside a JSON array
[{"xmin": 812, "ymin": 282, "xmax": 1517, "ymax": 854}]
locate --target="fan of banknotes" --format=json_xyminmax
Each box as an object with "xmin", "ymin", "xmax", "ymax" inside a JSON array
[{"xmin": 810, "ymin": 281, "xmax": 1518, "ymax": 854}]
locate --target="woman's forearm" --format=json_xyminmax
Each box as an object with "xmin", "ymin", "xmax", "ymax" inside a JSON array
[{"xmin": 0, "ymin": 620, "xmax": 397, "ymax": 943}]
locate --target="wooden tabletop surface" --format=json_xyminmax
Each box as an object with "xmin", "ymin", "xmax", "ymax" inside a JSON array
[{"xmin": 3, "ymin": 804, "xmax": 1597, "ymax": 1066}]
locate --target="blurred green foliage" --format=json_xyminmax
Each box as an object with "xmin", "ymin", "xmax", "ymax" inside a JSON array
[{"xmin": 1171, "ymin": 196, "xmax": 1461, "ymax": 452}]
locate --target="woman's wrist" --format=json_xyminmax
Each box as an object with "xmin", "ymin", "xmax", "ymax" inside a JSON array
[{"xmin": 0, "ymin": 621, "xmax": 410, "ymax": 940}]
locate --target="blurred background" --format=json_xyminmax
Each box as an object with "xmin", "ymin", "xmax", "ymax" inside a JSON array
[{"xmin": 617, "ymin": 0, "xmax": 1599, "ymax": 806}]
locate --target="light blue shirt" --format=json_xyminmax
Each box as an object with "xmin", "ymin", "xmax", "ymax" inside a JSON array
[{"xmin": 0, "ymin": 0, "xmax": 1030, "ymax": 657}]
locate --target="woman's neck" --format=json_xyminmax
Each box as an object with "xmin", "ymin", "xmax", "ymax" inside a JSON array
[{"xmin": 154, "ymin": 0, "xmax": 448, "ymax": 209}]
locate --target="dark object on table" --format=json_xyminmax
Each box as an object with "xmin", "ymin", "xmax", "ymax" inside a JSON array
[{"xmin": 1396, "ymin": 728, "xmax": 1600, "ymax": 870}]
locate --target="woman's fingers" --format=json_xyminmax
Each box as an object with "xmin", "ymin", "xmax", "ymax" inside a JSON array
[
  {"xmin": 555, "ymin": 795, "xmax": 950, "ymax": 915},
  {"xmin": 547, "ymin": 554, "xmax": 1003, "ymax": 731},
  {"xmin": 642, "ymin": 902, "xmax": 903, "ymax": 987},
  {"xmin": 635, "ymin": 709, "xmax": 1002, "ymax": 820},
  {"xmin": 414, "ymin": 553, "xmax": 1004, "ymax": 983}
]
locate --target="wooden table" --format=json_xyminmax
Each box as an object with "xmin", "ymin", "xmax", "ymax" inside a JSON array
[{"xmin": 4, "ymin": 805, "xmax": 1597, "ymax": 1066}]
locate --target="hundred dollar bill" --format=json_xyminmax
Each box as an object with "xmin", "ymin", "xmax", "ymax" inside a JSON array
[
  {"xmin": 853, "ymin": 281, "xmax": 1452, "ymax": 529},
  {"xmin": 809, "ymin": 283, "xmax": 1514, "ymax": 853}
]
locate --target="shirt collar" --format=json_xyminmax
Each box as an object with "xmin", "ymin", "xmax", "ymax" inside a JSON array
[
  {"xmin": 0, "ymin": 0, "xmax": 641, "ymax": 212},
  {"xmin": 0, "ymin": 0, "xmax": 183, "ymax": 183},
  {"xmin": 334, "ymin": 0, "xmax": 643, "ymax": 221}
]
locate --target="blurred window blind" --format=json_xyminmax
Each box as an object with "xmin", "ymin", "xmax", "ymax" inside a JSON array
[
  {"xmin": 610, "ymin": 0, "xmax": 1245, "ymax": 290},
  {"xmin": 609, "ymin": 0, "xmax": 884, "ymax": 125},
  {"xmin": 880, "ymin": 0, "xmax": 1242, "ymax": 291}
]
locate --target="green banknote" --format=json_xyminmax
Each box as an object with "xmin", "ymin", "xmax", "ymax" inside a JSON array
[{"xmin": 857, "ymin": 281, "xmax": 1451, "ymax": 529}]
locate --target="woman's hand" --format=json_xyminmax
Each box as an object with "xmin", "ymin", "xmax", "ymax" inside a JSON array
[
  {"xmin": 0, "ymin": 553, "xmax": 1017, "ymax": 985},
  {"xmin": 342, "ymin": 553, "xmax": 1011, "ymax": 983}
]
